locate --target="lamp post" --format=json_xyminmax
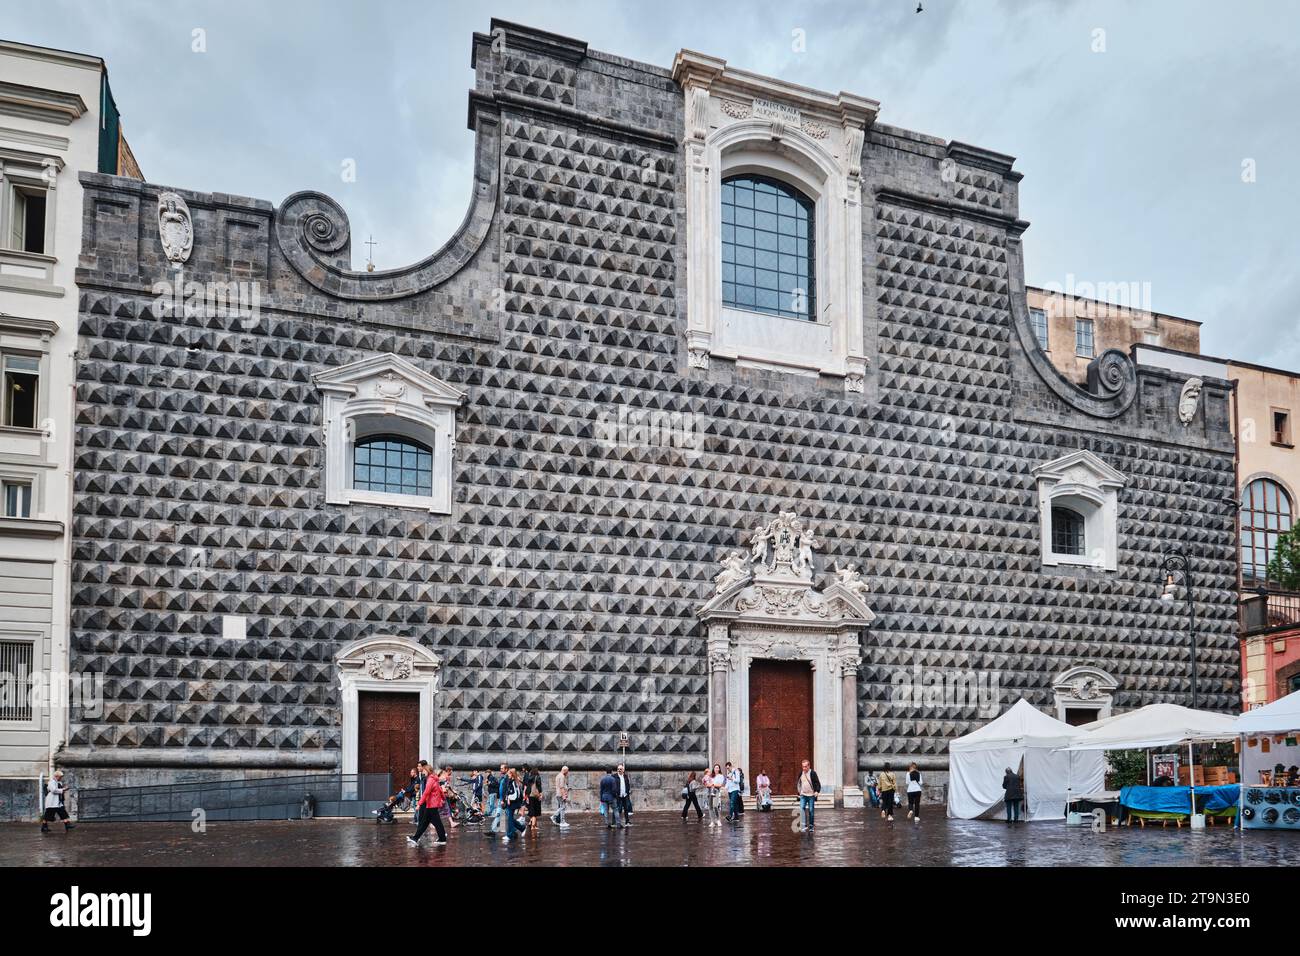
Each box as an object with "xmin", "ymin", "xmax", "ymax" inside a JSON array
[{"xmin": 1160, "ymin": 548, "xmax": 1198, "ymax": 710}]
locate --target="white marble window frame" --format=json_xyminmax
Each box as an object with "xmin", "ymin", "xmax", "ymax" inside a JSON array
[
  {"xmin": 686, "ymin": 121, "xmax": 865, "ymax": 388},
  {"xmin": 1038, "ymin": 481, "xmax": 1119, "ymax": 572}
]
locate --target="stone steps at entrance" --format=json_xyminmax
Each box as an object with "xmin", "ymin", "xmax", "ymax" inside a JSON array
[{"xmin": 744, "ymin": 795, "xmax": 801, "ymax": 810}]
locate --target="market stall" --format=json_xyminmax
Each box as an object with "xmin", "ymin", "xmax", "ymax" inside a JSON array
[
  {"xmin": 947, "ymin": 699, "xmax": 1105, "ymax": 821},
  {"xmin": 1061, "ymin": 703, "xmax": 1239, "ymax": 827},
  {"xmin": 1235, "ymin": 690, "xmax": 1300, "ymax": 831}
]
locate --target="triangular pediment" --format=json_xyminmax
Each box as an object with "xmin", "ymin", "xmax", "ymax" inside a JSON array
[
  {"xmin": 1033, "ymin": 450, "xmax": 1126, "ymax": 489},
  {"xmin": 312, "ymin": 353, "xmax": 466, "ymax": 408}
]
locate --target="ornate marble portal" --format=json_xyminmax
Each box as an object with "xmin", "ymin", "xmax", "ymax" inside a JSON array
[
  {"xmin": 336, "ymin": 635, "xmax": 443, "ymax": 776},
  {"xmin": 699, "ymin": 512, "xmax": 875, "ymax": 806}
]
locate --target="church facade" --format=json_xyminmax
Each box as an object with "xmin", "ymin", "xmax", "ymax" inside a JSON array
[{"xmin": 61, "ymin": 20, "xmax": 1239, "ymax": 807}]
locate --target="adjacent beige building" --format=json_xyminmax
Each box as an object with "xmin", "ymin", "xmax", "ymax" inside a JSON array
[
  {"xmin": 0, "ymin": 39, "xmax": 140, "ymax": 816},
  {"xmin": 1026, "ymin": 285, "xmax": 1201, "ymax": 386}
]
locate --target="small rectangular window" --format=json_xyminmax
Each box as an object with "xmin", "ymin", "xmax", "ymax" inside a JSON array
[
  {"xmin": 1, "ymin": 353, "xmax": 40, "ymax": 429},
  {"xmin": 1142, "ymin": 331, "xmax": 1161, "ymax": 346},
  {"xmin": 0, "ymin": 638, "xmax": 34, "ymax": 721},
  {"xmin": 1075, "ymin": 318, "xmax": 1095, "ymax": 358},
  {"xmin": 2, "ymin": 480, "xmax": 32, "ymax": 518},
  {"xmin": 1273, "ymin": 408, "xmax": 1292, "ymax": 446},
  {"xmin": 1029, "ymin": 308, "xmax": 1048, "ymax": 349},
  {"xmin": 8, "ymin": 185, "xmax": 48, "ymax": 254}
]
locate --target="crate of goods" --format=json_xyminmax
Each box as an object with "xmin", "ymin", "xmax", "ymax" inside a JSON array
[
  {"xmin": 1177, "ymin": 765, "xmax": 1205, "ymax": 785},
  {"xmin": 1204, "ymin": 767, "xmax": 1230, "ymax": 785}
]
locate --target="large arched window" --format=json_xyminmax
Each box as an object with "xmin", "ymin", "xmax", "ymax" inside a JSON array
[
  {"xmin": 1241, "ymin": 478, "xmax": 1293, "ymax": 582},
  {"xmin": 353, "ymin": 435, "xmax": 433, "ymax": 497},
  {"xmin": 721, "ymin": 174, "xmax": 815, "ymax": 320}
]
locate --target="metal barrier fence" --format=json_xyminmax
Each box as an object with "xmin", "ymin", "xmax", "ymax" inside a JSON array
[{"xmin": 76, "ymin": 773, "xmax": 392, "ymax": 822}]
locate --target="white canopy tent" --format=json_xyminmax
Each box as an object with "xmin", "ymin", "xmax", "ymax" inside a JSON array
[
  {"xmin": 1061, "ymin": 703, "xmax": 1238, "ymax": 751},
  {"xmin": 1236, "ymin": 691, "xmax": 1300, "ymax": 789},
  {"xmin": 947, "ymin": 699, "xmax": 1105, "ymax": 821},
  {"xmin": 1235, "ymin": 689, "xmax": 1300, "ymax": 735}
]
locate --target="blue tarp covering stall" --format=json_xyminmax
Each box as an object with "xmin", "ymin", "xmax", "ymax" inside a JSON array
[{"xmin": 1120, "ymin": 784, "xmax": 1241, "ymax": 815}]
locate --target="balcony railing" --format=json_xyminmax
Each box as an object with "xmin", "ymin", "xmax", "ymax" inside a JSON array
[{"xmin": 1240, "ymin": 587, "xmax": 1300, "ymax": 635}]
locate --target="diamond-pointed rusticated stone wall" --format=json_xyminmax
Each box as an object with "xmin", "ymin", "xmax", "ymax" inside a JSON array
[{"xmin": 65, "ymin": 20, "xmax": 1238, "ymax": 790}]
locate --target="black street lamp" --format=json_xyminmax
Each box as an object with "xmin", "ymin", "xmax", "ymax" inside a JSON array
[{"xmin": 1160, "ymin": 548, "xmax": 1198, "ymax": 710}]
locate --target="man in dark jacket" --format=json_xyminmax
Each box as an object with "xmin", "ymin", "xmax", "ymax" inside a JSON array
[
  {"xmin": 1002, "ymin": 767, "xmax": 1024, "ymax": 824},
  {"xmin": 796, "ymin": 759, "xmax": 821, "ymax": 832},
  {"xmin": 599, "ymin": 768, "xmax": 621, "ymax": 828}
]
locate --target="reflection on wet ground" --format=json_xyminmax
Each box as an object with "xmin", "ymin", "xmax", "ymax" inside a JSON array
[{"xmin": 1, "ymin": 809, "xmax": 1293, "ymax": 867}]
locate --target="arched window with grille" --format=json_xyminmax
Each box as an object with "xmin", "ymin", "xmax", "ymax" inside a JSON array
[
  {"xmin": 1051, "ymin": 507, "xmax": 1086, "ymax": 556},
  {"xmin": 1241, "ymin": 478, "xmax": 1294, "ymax": 583},
  {"xmin": 353, "ymin": 435, "xmax": 433, "ymax": 497},
  {"xmin": 721, "ymin": 174, "xmax": 815, "ymax": 320}
]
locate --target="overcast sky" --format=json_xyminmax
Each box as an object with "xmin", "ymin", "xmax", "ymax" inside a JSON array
[{"xmin": 7, "ymin": 0, "xmax": 1298, "ymax": 368}]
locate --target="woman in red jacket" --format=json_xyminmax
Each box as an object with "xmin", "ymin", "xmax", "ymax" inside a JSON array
[{"xmin": 408, "ymin": 759, "xmax": 448, "ymax": 847}]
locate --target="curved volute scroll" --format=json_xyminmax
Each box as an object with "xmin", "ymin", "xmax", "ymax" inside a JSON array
[
  {"xmin": 1006, "ymin": 240, "xmax": 1139, "ymax": 420},
  {"xmin": 274, "ymin": 110, "xmax": 500, "ymax": 301}
]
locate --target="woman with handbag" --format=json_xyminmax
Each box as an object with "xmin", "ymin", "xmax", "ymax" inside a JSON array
[{"xmin": 680, "ymin": 771, "xmax": 703, "ymax": 822}]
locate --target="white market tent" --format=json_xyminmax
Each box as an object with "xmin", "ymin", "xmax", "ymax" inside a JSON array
[
  {"xmin": 1236, "ymin": 691, "xmax": 1300, "ymax": 788},
  {"xmin": 947, "ymin": 699, "xmax": 1105, "ymax": 821},
  {"xmin": 1235, "ymin": 689, "xmax": 1300, "ymax": 735},
  {"xmin": 1061, "ymin": 703, "xmax": 1239, "ymax": 751}
]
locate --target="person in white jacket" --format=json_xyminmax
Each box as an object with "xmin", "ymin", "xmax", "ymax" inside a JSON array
[{"xmin": 42, "ymin": 770, "xmax": 74, "ymax": 833}]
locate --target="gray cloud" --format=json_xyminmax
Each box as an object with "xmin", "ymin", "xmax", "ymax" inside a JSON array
[{"xmin": 6, "ymin": 0, "xmax": 1296, "ymax": 366}]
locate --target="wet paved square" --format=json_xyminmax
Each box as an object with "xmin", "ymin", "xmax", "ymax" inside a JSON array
[{"xmin": 1, "ymin": 807, "xmax": 1293, "ymax": 867}]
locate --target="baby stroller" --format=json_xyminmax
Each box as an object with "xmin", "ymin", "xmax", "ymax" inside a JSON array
[
  {"xmin": 373, "ymin": 784, "xmax": 414, "ymax": 823},
  {"xmin": 450, "ymin": 788, "xmax": 484, "ymax": 825}
]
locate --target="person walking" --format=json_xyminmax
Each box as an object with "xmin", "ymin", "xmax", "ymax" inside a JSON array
[
  {"xmin": 407, "ymin": 760, "xmax": 448, "ymax": 847},
  {"xmin": 878, "ymin": 763, "xmax": 898, "ymax": 822},
  {"xmin": 527, "ymin": 768, "xmax": 543, "ymax": 833},
  {"xmin": 906, "ymin": 762, "xmax": 923, "ymax": 826},
  {"xmin": 615, "ymin": 763, "xmax": 633, "ymax": 827},
  {"xmin": 735, "ymin": 767, "xmax": 746, "ymax": 816},
  {"xmin": 470, "ymin": 769, "xmax": 484, "ymax": 813},
  {"xmin": 1002, "ymin": 766, "xmax": 1024, "ymax": 824},
  {"xmin": 41, "ymin": 770, "xmax": 74, "ymax": 834},
  {"xmin": 707, "ymin": 764, "xmax": 725, "ymax": 828},
  {"xmin": 866, "ymin": 770, "xmax": 880, "ymax": 809},
  {"xmin": 755, "ymin": 770, "xmax": 771, "ymax": 811},
  {"xmin": 599, "ymin": 767, "xmax": 621, "ymax": 829},
  {"xmin": 485, "ymin": 765, "xmax": 501, "ymax": 831},
  {"xmin": 412, "ymin": 763, "xmax": 430, "ymax": 828},
  {"xmin": 501, "ymin": 768, "xmax": 525, "ymax": 842},
  {"xmin": 724, "ymin": 762, "xmax": 741, "ymax": 822},
  {"xmin": 680, "ymin": 771, "xmax": 703, "ymax": 822},
  {"xmin": 552, "ymin": 766, "xmax": 571, "ymax": 828},
  {"xmin": 796, "ymin": 759, "xmax": 821, "ymax": 832}
]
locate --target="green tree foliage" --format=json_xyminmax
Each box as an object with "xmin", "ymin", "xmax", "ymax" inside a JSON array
[
  {"xmin": 1266, "ymin": 526, "xmax": 1300, "ymax": 589},
  {"xmin": 1106, "ymin": 749, "xmax": 1148, "ymax": 790}
]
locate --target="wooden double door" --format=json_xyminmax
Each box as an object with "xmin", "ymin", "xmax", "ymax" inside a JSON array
[
  {"xmin": 748, "ymin": 660, "xmax": 813, "ymax": 795},
  {"xmin": 358, "ymin": 691, "xmax": 421, "ymax": 792}
]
